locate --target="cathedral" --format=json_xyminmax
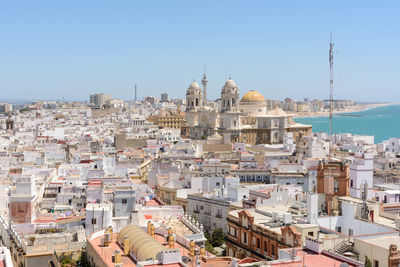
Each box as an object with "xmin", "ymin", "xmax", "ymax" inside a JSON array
[{"xmin": 185, "ymin": 74, "xmax": 312, "ymax": 145}]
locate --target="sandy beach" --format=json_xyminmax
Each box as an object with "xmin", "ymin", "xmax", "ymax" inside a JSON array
[{"xmin": 289, "ymin": 103, "xmax": 400, "ymax": 118}]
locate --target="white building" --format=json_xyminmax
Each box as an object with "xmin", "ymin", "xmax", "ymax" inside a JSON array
[
  {"xmin": 349, "ymin": 153, "xmax": 374, "ymax": 199},
  {"xmin": 85, "ymin": 202, "xmax": 113, "ymax": 237},
  {"xmin": 388, "ymin": 138, "xmax": 400, "ymax": 153}
]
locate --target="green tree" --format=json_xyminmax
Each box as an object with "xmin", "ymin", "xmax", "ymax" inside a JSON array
[
  {"xmin": 205, "ymin": 240, "xmax": 215, "ymax": 254},
  {"xmin": 60, "ymin": 255, "xmax": 73, "ymax": 267},
  {"xmin": 78, "ymin": 251, "xmax": 90, "ymax": 267},
  {"xmin": 210, "ymin": 228, "xmax": 225, "ymax": 247},
  {"xmin": 365, "ymin": 256, "xmax": 372, "ymax": 267}
]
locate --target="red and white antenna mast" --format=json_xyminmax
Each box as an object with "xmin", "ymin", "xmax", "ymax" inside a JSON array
[{"xmin": 329, "ymin": 33, "xmax": 334, "ymax": 145}]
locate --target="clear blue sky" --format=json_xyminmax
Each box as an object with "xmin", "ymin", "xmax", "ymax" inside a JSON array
[{"xmin": 1, "ymin": 1, "xmax": 399, "ymax": 102}]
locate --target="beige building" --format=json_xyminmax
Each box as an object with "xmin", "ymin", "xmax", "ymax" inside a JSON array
[
  {"xmin": 89, "ymin": 93, "xmax": 112, "ymax": 108},
  {"xmin": 354, "ymin": 235, "xmax": 400, "ymax": 267},
  {"xmin": 185, "ymin": 78, "xmax": 312, "ymax": 145}
]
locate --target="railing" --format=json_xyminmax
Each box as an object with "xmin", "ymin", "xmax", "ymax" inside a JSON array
[
  {"xmin": 181, "ymin": 214, "xmax": 203, "ymax": 234},
  {"xmin": 24, "ymin": 241, "xmax": 86, "ymax": 254}
]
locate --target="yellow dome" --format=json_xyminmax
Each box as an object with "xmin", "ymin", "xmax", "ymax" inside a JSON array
[{"xmin": 240, "ymin": 90, "xmax": 265, "ymax": 103}]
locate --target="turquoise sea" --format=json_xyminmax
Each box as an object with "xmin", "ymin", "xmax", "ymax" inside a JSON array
[{"xmin": 294, "ymin": 104, "xmax": 400, "ymax": 144}]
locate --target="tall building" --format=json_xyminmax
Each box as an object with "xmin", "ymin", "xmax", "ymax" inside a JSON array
[
  {"xmin": 0, "ymin": 103, "xmax": 12, "ymax": 113},
  {"xmin": 89, "ymin": 93, "xmax": 112, "ymax": 108},
  {"xmin": 349, "ymin": 153, "xmax": 374, "ymax": 199},
  {"xmin": 161, "ymin": 92, "xmax": 169, "ymax": 102},
  {"xmin": 10, "ymin": 175, "xmax": 37, "ymax": 224}
]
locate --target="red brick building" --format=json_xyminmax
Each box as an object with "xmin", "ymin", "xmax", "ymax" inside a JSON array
[
  {"xmin": 317, "ymin": 160, "xmax": 350, "ymax": 214},
  {"xmin": 226, "ymin": 209, "xmax": 302, "ymax": 260}
]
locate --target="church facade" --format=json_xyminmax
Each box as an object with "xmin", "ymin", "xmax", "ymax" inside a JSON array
[{"xmin": 185, "ymin": 76, "xmax": 312, "ymax": 145}]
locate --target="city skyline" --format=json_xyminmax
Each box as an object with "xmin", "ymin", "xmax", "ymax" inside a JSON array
[{"xmin": 1, "ymin": 1, "xmax": 400, "ymax": 101}]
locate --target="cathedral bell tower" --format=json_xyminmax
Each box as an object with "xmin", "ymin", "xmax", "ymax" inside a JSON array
[
  {"xmin": 186, "ymin": 80, "xmax": 202, "ymax": 111},
  {"xmin": 220, "ymin": 78, "xmax": 239, "ymax": 113}
]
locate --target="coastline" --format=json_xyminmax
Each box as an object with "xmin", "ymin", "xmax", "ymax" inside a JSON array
[{"xmin": 290, "ymin": 103, "xmax": 400, "ymax": 118}]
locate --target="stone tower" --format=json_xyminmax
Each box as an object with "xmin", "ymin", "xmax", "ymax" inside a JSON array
[
  {"xmin": 220, "ymin": 78, "xmax": 239, "ymax": 113},
  {"xmin": 186, "ymin": 80, "xmax": 202, "ymax": 111},
  {"xmin": 201, "ymin": 68, "xmax": 208, "ymax": 105}
]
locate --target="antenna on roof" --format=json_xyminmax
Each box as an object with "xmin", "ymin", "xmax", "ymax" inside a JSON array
[{"xmin": 329, "ymin": 33, "xmax": 334, "ymax": 151}]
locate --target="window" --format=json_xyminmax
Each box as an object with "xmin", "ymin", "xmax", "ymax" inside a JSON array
[
  {"xmin": 18, "ymin": 204, "xmax": 25, "ymax": 213},
  {"xmin": 216, "ymin": 209, "xmax": 222, "ymax": 218},
  {"xmin": 350, "ymin": 180, "xmax": 353, "ymax": 188},
  {"xmin": 242, "ymin": 232, "xmax": 247, "ymax": 244},
  {"xmin": 263, "ymin": 133, "xmax": 267, "ymax": 140},
  {"xmin": 216, "ymin": 182, "xmax": 220, "ymax": 186},
  {"xmin": 308, "ymin": 231, "xmax": 314, "ymax": 237},
  {"xmin": 336, "ymin": 226, "xmax": 341, "ymax": 233},
  {"xmin": 271, "ymin": 244, "xmax": 275, "ymax": 256},
  {"xmin": 264, "ymin": 241, "xmax": 268, "ymax": 252},
  {"xmin": 92, "ymin": 218, "xmax": 97, "ymax": 224},
  {"xmin": 256, "ymin": 238, "xmax": 260, "ymax": 249},
  {"xmin": 374, "ymin": 260, "xmax": 379, "ymax": 267},
  {"xmin": 334, "ymin": 179, "xmax": 339, "ymax": 193},
  {"xmin": 122, "ymin": 199, "xmax": 127, "ymax": 204}
]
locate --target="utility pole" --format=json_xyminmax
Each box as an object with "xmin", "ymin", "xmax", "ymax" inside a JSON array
[{"xmin": 329, "ymin": 33, "xmax": 334, "ymax": 145}]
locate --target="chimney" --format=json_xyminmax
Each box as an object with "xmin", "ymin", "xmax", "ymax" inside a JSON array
[
  {"xmin": 124, "ymin": 236, "xmax": 130, "ymax": 255},
  {"xmin": 114, "ymin": 249, "xmax": 122, "ymax": 264},
  {"xmin": 190, "ymin": 240, "xmax": 195, "ymax": 258},
  {"xmin": 200, "ymin": 246, "xmax": 206, "ymax": 257},
  {"xmin": 307, "ymin": 193, "xmax": 318, "ymax": 224},
  {"xmin": 168, "ymin": 234, "xmax": 175, "ymax": 248},
  {"xmin": 151, "ymin": 224, "xmax": 155, "ymax": 238},
  {"xmin": 104, "ymin": 226, "xmax": 113, "ymax": 247},
  {"xmin": 272, "ymin": 212, "xmax": 278, "ymax": 222}
]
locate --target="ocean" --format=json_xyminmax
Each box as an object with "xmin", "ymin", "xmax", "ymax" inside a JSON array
[{"xmin": 294, "ymin": 104, "xmax": 400, "ymax": 144}]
